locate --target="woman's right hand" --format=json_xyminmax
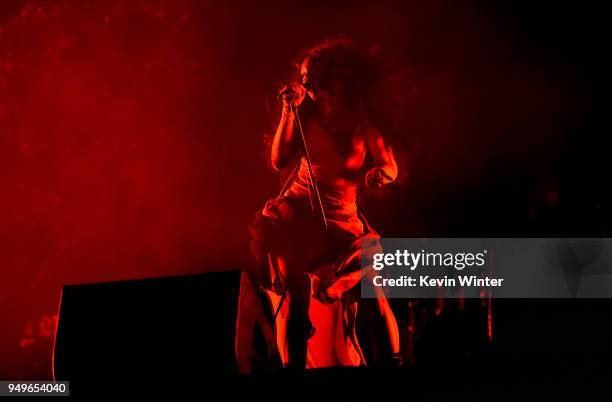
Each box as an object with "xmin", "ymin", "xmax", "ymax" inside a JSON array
[{"xmin": 278, "ymin": 82, "xmax": 306, "ymax": 107}]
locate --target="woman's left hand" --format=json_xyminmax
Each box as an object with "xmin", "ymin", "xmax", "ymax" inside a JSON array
[{"xmin": 365, "ymin": 167, "xmax": 393, "ymax": 189}]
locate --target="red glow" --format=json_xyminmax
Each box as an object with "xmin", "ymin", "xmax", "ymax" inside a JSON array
[{"xmin": 1, "ymin": 0, "xmax": 576, "ymax": 378}]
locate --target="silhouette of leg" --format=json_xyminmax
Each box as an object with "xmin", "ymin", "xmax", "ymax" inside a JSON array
[{"xmin": 286, "ymin": 265, "xmax": 311, "ymax": 369}]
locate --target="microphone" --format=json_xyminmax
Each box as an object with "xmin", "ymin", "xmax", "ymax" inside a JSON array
[
  {"xmin": 276, "ymin": 82, "xmax": 310, "ymax": 100},
  {"xmin": 276, "ymin": 86, "xmax": 292, "ymax": 100}
]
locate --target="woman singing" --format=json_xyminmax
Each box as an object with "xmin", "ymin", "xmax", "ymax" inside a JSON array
[{"xmin": 248, "ymin": 38, "xmax": 400, "ymax": 369}]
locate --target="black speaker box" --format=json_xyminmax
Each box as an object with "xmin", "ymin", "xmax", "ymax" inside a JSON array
[{"xmin": 53, "ymin": 270, "xmax": 241, "ymax": 390}]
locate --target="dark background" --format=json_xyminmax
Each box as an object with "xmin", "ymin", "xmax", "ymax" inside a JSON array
[{"xmin": 0, "ymin": 0, "xmax": 607, "ymax": 379}]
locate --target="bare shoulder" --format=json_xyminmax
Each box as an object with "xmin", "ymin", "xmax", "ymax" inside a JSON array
[{"xmin": 364, "ymin": 123, "xmax": 386, "ymax": 147}]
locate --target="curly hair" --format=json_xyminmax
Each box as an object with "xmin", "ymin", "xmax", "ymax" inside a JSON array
[{"xmin": 296, "ymin": 37, "xmax": 378, "ymax": 110}]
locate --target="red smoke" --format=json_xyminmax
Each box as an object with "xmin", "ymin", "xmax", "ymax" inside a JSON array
[{"xmin": 1, "ymin": 1, "xmax": 268, "ymax": 378}]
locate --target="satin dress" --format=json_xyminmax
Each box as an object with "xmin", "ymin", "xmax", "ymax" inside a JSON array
[{"xmin": 249, "ymin": 156, "xmax": 400, "ymax": 368}]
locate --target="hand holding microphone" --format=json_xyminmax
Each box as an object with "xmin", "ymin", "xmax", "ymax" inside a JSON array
[{"xmin": 278, "ymin": 82, "xmax": 307, "ymax": 107}]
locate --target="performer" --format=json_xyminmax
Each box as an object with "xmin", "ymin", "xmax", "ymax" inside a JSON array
[{"xmin": 248, "ymin": 38, "xmax": 400, "ymax": 369}]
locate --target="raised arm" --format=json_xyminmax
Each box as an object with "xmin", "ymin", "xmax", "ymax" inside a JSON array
[
  {"xmin": 365, "ymin": 126, "xmax": 398, "ymax": 188},
  {"xmin": 270, "ymin": 84, "xmax": 306, "ymax": 171}
]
